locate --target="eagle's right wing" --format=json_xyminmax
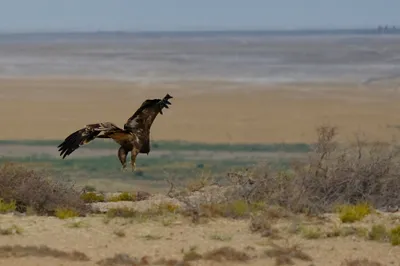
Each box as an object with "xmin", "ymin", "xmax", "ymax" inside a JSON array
[{"xmin": 57, "ymin": 122, "xmax": 131, "ymax": 159}]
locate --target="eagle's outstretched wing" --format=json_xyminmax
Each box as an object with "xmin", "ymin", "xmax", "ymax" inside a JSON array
[
  {"xmin": 57, "ymin": 122, "xmax": 132, "ymax": 159},
  {"xmin": 123, "ymin": 93, "xmax": 173, "ymax": 154}
]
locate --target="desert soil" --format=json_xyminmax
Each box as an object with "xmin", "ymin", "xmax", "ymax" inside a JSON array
[
  {"xmin": 1, "ymin": 78, "xmax": 400, "ymax": 144},
  {"xmin": 0, "ymin": 200, "xmax": 399, "ymax": 266}
]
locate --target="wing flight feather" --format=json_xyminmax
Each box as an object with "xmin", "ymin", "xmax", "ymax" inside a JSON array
[{"xmin": 57, "ymin": 122, "xmax": 130, "ymax": 159}]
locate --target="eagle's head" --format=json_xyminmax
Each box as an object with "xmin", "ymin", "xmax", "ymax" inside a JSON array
[{"xmin": 159, "ymin": 94, "xmax": 173, "ymax": 115}]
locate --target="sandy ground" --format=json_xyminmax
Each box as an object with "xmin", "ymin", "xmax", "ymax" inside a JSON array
[
  {"xmin": 0, "ymin": 207, "xmax": 399, "ymax": 266},
  {"xmin": 2, "ymin": 77, "xmax": 400, "ymax": 144}
]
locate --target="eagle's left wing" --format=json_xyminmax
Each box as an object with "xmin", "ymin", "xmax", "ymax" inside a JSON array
[
  {"xmin": 57, "ymin": 122, "xmax": 131, "ymax": 159},
  {"xmin": 123, "ymin": 93, "xmax": 173, "ymax": 153}
]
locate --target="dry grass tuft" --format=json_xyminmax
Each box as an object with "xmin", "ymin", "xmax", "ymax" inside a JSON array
[
  {"xmin": 106, "ymin": 207, "xmax": 137, "ymax": 218},
  {"xmin": 0, "ymin": 162, "xmax": 88, "ymax": 216},
  {"xmin": 390, "ymin": 225, "xmax": 400, "ymax": 246},
  {"xmin": 0, "ymin": 245, "xmax": 90, "ymax": 261},
  {"xmin": 80, "ymin": 192, "xmax": 105, "ymax": 203},
  {"xmin": 341, "ymin": 258, "xmax": 383, "ymax": 266},
  {"xmin": 113, "ymin": 229, "xmax": 126, "ymax": 237},
  {"xmin": 154, "ymin": 257, "xmax": 191, "ymax": 266},
  {"xmin": 0, "ymin": 224, "xmax": 23, "ymax": 235},
  {"xmin": 249, "ymin": 213, "xmax": 280, "ymax": 239},
  {"xmin": 264, "ymin": 242, "xmax": 313, "ymax": 266},
  {"xmin": 225, "ymin": 125, "xmax": 400, "ymax": 214},
  {"xmin": 368, "ymin": 224, "xmax": 390, "ymax": 242},
  {"xmin": 108, "ymin": 192, "xmax": 136, "ymax": 202},
  {"xmin": 96, "ymin": 253, "xmax": 143, "ymax": 266},
  {"xmin": 202, "ymin": 246, "xmax": 251, "ymax": 262}
]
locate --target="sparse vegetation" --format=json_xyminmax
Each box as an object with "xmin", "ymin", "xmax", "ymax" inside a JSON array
[
  {"xmin": 368, "ymin": 224, "xmax": 390, "ymax": 242},
  {"xmin": 55, "ymin": 208, "xmax": 80, "ymax": 219},
  {"xmin": 113, "ymin": 229, "xmax": 126, "ymax": 237},
  {"xmin": 390, "ymin": 225, "xmax": 400, "ymax": 246},
  {"xmin": 341, "ymin": 258, "xmax": 383, "ymax": 266},
  {"xmin": 209, "ymin": 233, "xmax": 233, "ymax": 241},
  {"xmin": 249, "ymin": 212, "xmax": 280, "ymax": 238},
  {"xmin": 336, "ymin": 203, "xmax": 373, "ymax": 223},
  {"xmin": 0, "ymin": 198, "xmax": 16, "ymax": 213},
  {"xmin": 80, "ymin": 192, "xmax": 105, "ymax": 203},
  {"xmin": 0, "ymin": 163, "xmax": 88, "ymax": 216},
  {"xmin": 66, "ymin": 220, "xmax": 88, "ymax": 229},
  {"xmin": 0, "ymin": 125, "xmax": 399, "ymax": 265},
  {"xmin": 108, "ymin": 192, "xmax": 136, "ymax": 202},
  {"xmin": 264, "ymin": 242, "xmax": 313, "ymax": 266},
  {"xmin": 106, "ymin": 207, "xmax": 137, "ymax": 218},
  {"xmin": 300, "ymin": 225, "xmax": 323, "ymax": 239},
  {"xmin": 0, "ymin": 224, "xmax": 23, "ymax": 235},
  {"xmin": 140, "ymin": 233, "xmax": 163, "ymax": 240},
  {"xmin": 221, "ymin": 125, "xmax": 400, "ymax": 214},
  {"xmin": 0, "ymin": 245, "xmax": 90, "ymax": 261}
]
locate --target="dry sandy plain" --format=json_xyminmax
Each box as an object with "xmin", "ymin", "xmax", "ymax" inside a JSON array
[
  {"xmin": 1, "ymin": 77, "xmax": 400, "ymax": 143},
  {"xmin": 1, "ymin": 78, "xmax": 400, "ymax": 266},
  {"xmin": 0, "ymin": 196, "xmax": 399, "ymax": 266}
]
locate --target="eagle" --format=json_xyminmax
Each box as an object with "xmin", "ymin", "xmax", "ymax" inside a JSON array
[{"xmin": 57, "ymin": 93, "xmax": 173, "ymax": 172}]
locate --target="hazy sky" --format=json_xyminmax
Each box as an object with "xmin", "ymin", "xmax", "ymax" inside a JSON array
[{"xmin": 0, "ymin": 0, "xmax": 398, "ymax": 32}]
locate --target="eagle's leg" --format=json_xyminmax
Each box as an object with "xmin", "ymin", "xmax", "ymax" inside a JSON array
[
  {"xmin": 117, "ymin": 146, "xmax": 128, "ymax": 171},
  {"xmin": 130, "ymin": 147, "xmax": 139, "ymax": 172}
]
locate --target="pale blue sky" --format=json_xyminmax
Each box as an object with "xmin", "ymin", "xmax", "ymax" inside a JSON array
[{"xmin": 0, "ymin": 0, "xmax": 398, "ymax": 32}]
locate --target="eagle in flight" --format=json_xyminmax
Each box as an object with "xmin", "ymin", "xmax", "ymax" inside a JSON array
[{"xmin": 57, "ymin": 94, "xmax": 173, "ymax": 172}]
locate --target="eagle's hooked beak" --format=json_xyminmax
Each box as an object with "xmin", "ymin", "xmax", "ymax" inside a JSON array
[{"xmin": 159, "ymin": 94, "xmax": 173, "ymax": 115}]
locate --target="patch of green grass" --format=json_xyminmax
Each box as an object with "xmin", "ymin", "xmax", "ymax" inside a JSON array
[
  {"xmin": 336, "ymin": 203, "xmax": 372, "ymax": 223},
  {"xmin": 0, "ymin": 199, "xmax": 16, "ymax": 213},
  {"xmin": 55, "ymin": 208, "xmax": 80, "ymax": 219}
]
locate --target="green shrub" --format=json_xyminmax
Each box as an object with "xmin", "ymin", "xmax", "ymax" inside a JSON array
[
  {"xmin": 0, "ymin": 199, "xmax": 16, "ymax": 213},
  {"xmin": 108, "ymin": 192, "xmax": 136, "ymax": 202},
  {"xmin": 80, "ymin": 192, "xmax": 104, "ymax": 203},
  {"xmin": 368, "ymin": 224, "xmax": 389, "ymax": 242},
  {"xmin": 336, "ymin": 203, "xmax": 372, "ymax": 223},
  {"xmin": 390, "ymin": 225, "xmax": 400, "ymax": 246},
  {"xmin": 55, "ymin": 208, "xmax": 80, "ymax": 219}
]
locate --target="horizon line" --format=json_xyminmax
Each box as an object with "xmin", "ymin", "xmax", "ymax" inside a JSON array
[{"xmin": 0, "ymin": 26, "xmax": 398, "ymax": 35}]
